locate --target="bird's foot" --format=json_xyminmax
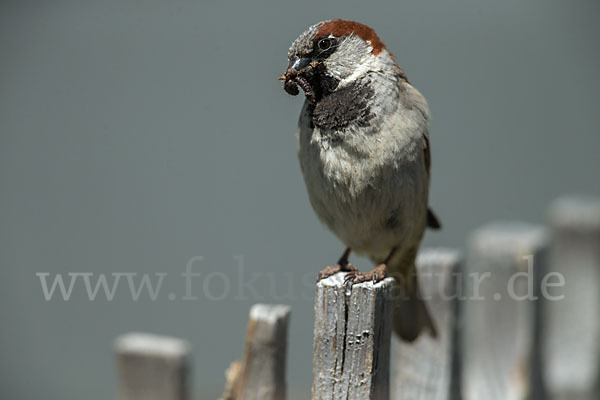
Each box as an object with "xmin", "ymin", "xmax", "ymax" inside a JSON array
[
  {"xmin": 344, "ymin": 263, "xmax": 388, "ymax": 285},
  {"xmin": 318, "ymin": 263, "xmax": 358, "ymax": 282}
]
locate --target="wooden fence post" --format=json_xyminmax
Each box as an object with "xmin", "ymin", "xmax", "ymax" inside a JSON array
[
  {"xmin": 462, "ymin": 222, "xmax": 548, "ymax": 400},
  {"xmin": 313, "ymin": 272, "xmax": 395, "ymax": 400},
  {"xmin": 238, "ymin": 304, "xmax": 291, "ymax": 400},
  {"xmin": 115, "ymin": 332, "xmax": 190, "ymax": 400},
  {"xmin": 392, "ymin": 248, "xmax": 463, "ymax": 400},
  {"xmin": 541, "ymin": 196, "xmax": 600, "ymax": 399},
  {"xmin": 221, "ymin": 304, "xmax": 291, "ymax": 400}
]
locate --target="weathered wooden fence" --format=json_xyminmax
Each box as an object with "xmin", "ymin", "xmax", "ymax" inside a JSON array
[{"xmin": 113, "ymin": 195, "xmax": 600, "ymax": 400}]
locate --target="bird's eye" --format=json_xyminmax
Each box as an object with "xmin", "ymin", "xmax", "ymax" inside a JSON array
[{"xmin": 317, "ymin": 38, "xmax": 333, "ymax": 51}]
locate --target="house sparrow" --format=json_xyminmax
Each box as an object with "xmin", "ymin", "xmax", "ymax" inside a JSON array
[{"xmin": 280, "ymin": 19, "xmax": 441, "ymax": 341}]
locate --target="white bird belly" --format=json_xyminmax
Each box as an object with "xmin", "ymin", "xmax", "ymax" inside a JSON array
[{"xmin": 297, "ymin": 118, "xmax": 429, "ymax": 261}]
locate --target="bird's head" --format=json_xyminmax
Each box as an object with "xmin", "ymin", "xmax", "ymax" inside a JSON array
[{"xmin": 280, "ymin": 20, "xmax": 392, "ymax": 104}]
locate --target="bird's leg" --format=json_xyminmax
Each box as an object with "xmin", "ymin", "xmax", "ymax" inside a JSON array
[
  {"xmin": 344, "ymin": 247, "xmax": 398, "ymax": 285},
  {"xmin": 317, "ymin": 248, "xmax": 357, "ymax": 281}
]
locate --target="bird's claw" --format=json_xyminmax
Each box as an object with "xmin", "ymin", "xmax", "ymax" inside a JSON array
[
  {"xmin": 317, "ymin": 265, "xmax": 340, "ymax": 282},
  {"xmin": 343, "ymin": 265, "xmax": 388, "ymax": 286},
  {"xmin": 317, "ymin": 263, "xmax": 357, "ymax": 282},
  {"xmin": 344, "ymin": 271, "xmax": 363, "ymax": 285}
]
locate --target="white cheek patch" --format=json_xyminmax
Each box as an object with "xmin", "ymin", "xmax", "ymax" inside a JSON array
[
  {"xmin": 338, "ymin": 52, "xmax": 386, "ymax": 88},
  {"xmin": 338, "ymin": 63, "xmax": 373, "ymax": 88},
  {"xmin": 329, "ymin": 35, "xmax": 385, "ymax": 88}
]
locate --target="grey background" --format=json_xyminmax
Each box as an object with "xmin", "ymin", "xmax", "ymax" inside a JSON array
[{"xmin": 1, "ymin": 0, "xmax": 598, "ymax": 398}]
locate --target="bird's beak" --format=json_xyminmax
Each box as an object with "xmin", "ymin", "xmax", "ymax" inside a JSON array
[
  {"xmin": 278, "ymin": 57, "xmax": 314, "ymax": 81},
  {"xmin": 290, "ymin": 57, "xmax": 312, "ymax": 72}
]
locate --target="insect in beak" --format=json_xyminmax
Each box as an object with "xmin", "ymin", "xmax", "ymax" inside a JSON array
[{"xmin": 279, "ymin": 59, "xmax": 320, "ymax": 104}]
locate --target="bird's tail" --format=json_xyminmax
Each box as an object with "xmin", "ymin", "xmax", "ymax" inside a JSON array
[{"xmin": 392, "ymin": 269, "xmax": 437, "ymax": 342}]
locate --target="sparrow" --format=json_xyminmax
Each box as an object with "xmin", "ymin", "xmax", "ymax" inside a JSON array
[{"xmin": 280, "ymin": 19, "xmax": 441, "ymax": 341}]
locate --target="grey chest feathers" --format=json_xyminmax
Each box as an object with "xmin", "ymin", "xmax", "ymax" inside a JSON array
[{"xmin": 310, "ymin": 81, "xmax": 375, "ymax": 131}]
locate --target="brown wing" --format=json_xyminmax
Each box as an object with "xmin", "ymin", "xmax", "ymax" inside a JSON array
[
  {"xmin": 423, "ymin": 132, "xmax": 432, "ymax": 176},
  {"xmin": 423, "ymin": 132, "xmax": 442, "ymax": 229}
]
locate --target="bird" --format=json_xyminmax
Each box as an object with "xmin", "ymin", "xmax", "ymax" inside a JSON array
[{"xmin": 280, "ymin": 19, "xmax": 441, "ymax": 341}]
